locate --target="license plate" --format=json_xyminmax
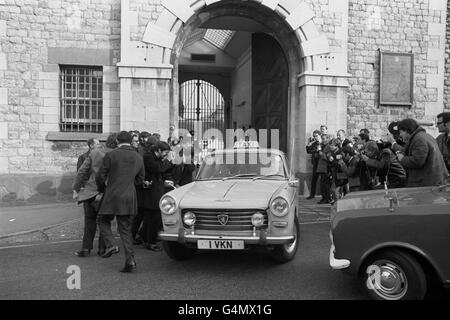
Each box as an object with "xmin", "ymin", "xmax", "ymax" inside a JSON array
[{"xmin": 197, "ymin": 240, "xmax": 244, "ymax": 250}]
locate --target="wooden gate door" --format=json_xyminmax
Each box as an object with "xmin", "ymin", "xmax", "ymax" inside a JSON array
[{"xmin": 252, "ymin": 33, "xmax": 288, "ymax": 152}]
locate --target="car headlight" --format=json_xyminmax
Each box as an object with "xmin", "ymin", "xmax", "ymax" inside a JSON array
[
  {"xmin": 270, "ymin": 197, "xmax": 289, "ymax": 217},
  {"xmin": 251, "ymin": 213, "xmax": 265, "ymax": 227},
  {"xmin": 160, "ymin": 196, "xmax": 177, "ymax": 215},
  {"xmin": 183, "ymin": 211, "xmax": 196, "ymax": 226}
]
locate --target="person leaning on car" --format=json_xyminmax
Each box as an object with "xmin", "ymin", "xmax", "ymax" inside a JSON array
[
  {"xmin": 140, "ymin": 141, "xmax": 175, "ymax": 252},
  {"xmin": 396, "ymin": 118, "xmax": 449, "ymax": 187}
]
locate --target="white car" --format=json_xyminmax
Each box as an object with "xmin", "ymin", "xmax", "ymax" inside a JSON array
[{"xmin": 159, "ymin": 148, "xmax": 300, "ymax": 263}]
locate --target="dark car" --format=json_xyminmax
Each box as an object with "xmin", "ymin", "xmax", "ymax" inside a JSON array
[{"xmin": 330, "ymin": 184, "xmax": 450, "ymax": 300}]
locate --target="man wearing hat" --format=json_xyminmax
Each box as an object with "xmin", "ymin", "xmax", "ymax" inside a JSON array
[
  {"xmin": 383, "ymin": 121, "xmax": 405, "ymax": 153},
  {"xmin": 396, "ymin": 118, "xmax": 448, "ymax": 187}
]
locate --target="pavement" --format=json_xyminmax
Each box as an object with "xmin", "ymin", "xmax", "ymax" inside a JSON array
[
  {"xmin": 0, "ymin": 223, "xmax": 361, "ymax": 300},
  {"xmin": 1, "ymin": 198, "xmax": 449, "ymax": 300}
]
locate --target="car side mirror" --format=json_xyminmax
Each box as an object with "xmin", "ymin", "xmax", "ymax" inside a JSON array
[{"xmin": 288, "ymin": 179, "xmax": 299, "ymax": 188}]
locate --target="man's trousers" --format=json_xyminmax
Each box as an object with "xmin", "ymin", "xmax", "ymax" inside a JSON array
[{"xmin": 97, "ymin": 215, "xmax": 134, "ymax": 264}]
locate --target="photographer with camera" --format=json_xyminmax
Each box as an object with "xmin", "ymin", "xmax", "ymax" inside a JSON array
[
  {"xmin": 325, "ymin": 139, "xmax": 347, "ymax": 202},
  {"xmin": 340, "ymin": 145, "xmax": 361, "ymax": 192},
  {"xmin": 361, "ymin": 140, "xmax": 406, "ymax": 189},
  {"xmin": 357, "ymin": 141, "xmax": 380, "ymax": 190},
  {"xmin": 305, "ymin": 130, "xmax": 323, "ymax": 200}
]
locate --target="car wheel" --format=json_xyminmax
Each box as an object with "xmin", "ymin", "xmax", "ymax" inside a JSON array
[
  {"xmin": 360, "ymin": 249, "xmax": 427, "ymax": 300},
  {"xmin": 270, "ymin": 215, "xmax": 299, "ymax": 263},
  {"xmin": 162, "ymin": 241, "xmax": 197, "ymax": 261}
]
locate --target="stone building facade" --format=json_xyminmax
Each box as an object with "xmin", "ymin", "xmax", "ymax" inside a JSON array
[{"xmin": 0, "ymin": 0, "xmax": 448, "ymax": 202}]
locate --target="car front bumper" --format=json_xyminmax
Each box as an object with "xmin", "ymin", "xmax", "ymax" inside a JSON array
[
  {"xmin": 329, "ymin": 231, "xmax": 351, "ymax": 270},
  {"xmin": 159, "ymin": 232, "xmax": 295, "ymax": 245},
  {"xmin": 329, "ymin": 244, "xmax": 351, "ymax": 270}
]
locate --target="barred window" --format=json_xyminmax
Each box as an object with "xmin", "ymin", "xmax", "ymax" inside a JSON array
[{"xmin": 60, "ymin": 66, "xmax": 103, "ymax": 133}]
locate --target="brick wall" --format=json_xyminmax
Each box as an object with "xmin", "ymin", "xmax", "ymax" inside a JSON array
[
  {"xmin": 444, "ymin": 0, "xmax": 450, "ymax": 110},
  {"xmin": 347, "ymin": 0, "xmax": 447, "ymax": 139},
  {"xmin": 0, "ymin": 0, "xmax": 121, "ymax": 178}
]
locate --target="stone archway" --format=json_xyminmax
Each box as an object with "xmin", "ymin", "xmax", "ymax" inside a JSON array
[
  {"xmin": 118, "ymin": 0, "xmax": 351, "ymax": 194},
  {"xmin": 141, "ymin": 0, "xmax": 329, "ymax": 72}
]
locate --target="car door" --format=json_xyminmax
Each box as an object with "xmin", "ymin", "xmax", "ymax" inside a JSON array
[{"xmin": 393, "ymin": 186, "xmax": 450, "ymax": 283}]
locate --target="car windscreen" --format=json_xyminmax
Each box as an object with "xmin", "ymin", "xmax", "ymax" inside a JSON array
[{"xmin": 196, "ymin": 151, "xmax": 287, "ymax": 180}]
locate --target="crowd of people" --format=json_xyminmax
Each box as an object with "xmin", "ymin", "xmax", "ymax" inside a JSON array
[
  {"xmin": 306, "ymin": 113, "xmax": 450, "ymax": 205},
  {"xmin": 72, "ymin": 130, "xmax": 196, "ymax": 273},
  {"xmin": 70, "ymin": 112, "xmax": 450, "ymax": 271}
]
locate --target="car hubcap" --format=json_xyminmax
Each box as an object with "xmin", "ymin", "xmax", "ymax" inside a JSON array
[{"xmin": 368, "ymin": 260, "xmax": 408, "ymax": 300}]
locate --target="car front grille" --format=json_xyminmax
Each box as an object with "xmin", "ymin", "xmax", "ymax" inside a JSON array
[{"xmin": 182, "ymin": 209, "xmax": 268, "ymax": 231}]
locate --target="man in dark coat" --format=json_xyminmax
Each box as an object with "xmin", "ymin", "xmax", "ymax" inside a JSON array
[
  {"xmin": 305, "ymin": 130, "xmax": 322, "ymax": 200},
  {"xmin": 140, "ymin": 141, "xmax": 174, "ymax": 251},
  {"xmin": 397, "ymin": 118, "xmax": 449, "ymax": 187},
  {"xmin": 436, "ymin": 112, "xmax": 450, "ymax": 171},
  {"xmin": 133, "ymin": 135, "xmax": 160, "ymax": 244},
  {"xmin": 96, "ymin": 131, "xmax": 145, "ymax": 273}
]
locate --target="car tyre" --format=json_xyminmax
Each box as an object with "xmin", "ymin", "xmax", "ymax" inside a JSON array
[
  {"xmin": 360, "ymin": 249, "xmax": 427, "ymax": 300},
  {"xmin": 162, "ymin": 241, "xmax": 197, "ymax": 261},
  {"xmin": 270, "ymin": 215, "xmax": 299, "ymax": 263}
]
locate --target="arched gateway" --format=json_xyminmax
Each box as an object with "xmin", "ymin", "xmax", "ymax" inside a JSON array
[{"xmin": 118, "ymin": 0, "xmax": 351, "ymax": 194}]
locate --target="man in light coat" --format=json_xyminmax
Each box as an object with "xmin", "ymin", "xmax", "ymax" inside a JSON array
[{"xmin": 72, "ymin": 133, "xmax": 118, "ymax": 257}]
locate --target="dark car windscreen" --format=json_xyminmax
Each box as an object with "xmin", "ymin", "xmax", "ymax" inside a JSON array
[{"xmin": 196, "ymin": 151, "xmax": 287, "ymax": 180}]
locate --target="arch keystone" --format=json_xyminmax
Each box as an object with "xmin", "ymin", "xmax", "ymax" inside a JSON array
[
  {"xmin": 143, "ymin": 24, "xmax": 177, "ymax": 48},
  {"xmin": 262, "ymin": 0, "xmax": 279, "ymax": 11},
  {"xmin": 205, "ymin": 0, "xmax": 221, "ymax": 5},
  {"xmin": 162, "ymin": 0, "xmax": 195, "ymax": 23},
  {"xmin": 300, "ymin": 35, "xmax": 330, "ymax": 57},
  {"xmin": 285, "ymin": 2, "xmax": 315, "ymax": 30}
]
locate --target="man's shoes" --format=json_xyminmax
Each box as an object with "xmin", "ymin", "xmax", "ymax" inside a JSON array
[
  {"xmin": 145, "ymin": 243, "xmax": 162, "ymax": 252},
  {"xmin": 75, "ymin": 249, "xmax": 90, "ymax": 257},
  {"xmin": 97, "ymin": 249, "xmax": 106, "ymax": 256},
  {"xmin": 120, "ymin": 260, "xmax": 137, "ymax": 273},
  {"xmin": 101, "ymin": 246, "xmax": 120, "ymax": 258},
  {"xmin": 306, "ymin": 195, "xmax": 315, "ymax": 200},
  {"xmin": 317, "ymin": 199, "xmax": 329, "ymax": 204}
]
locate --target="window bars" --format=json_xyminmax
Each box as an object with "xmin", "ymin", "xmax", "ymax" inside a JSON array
[{"xmin": 60, "ymin": 66, "xmax": 103, "ymax": 133}]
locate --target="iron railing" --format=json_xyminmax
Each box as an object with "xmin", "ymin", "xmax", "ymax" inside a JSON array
[{"xmin": 179, "ymin": 79, "xmax": 225, "ymax": 154}]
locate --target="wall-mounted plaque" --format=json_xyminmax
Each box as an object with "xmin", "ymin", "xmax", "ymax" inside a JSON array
[{"xmin": 379, "ymin": 51, "xmax": 414, "ymax": 106}]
